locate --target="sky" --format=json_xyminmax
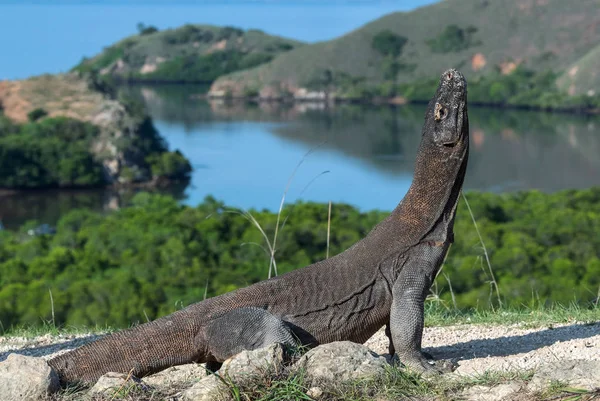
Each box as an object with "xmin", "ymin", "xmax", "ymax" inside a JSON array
[{"xmin": 0, "ymin": 0, "xmax": 438, "ymax": 80}]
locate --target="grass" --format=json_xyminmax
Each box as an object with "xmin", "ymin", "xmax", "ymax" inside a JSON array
[
  {"xmin": 2, "ymin": 302, "xmax": 598, "ymax": 338},
  {"xmin": 44, "ymin": 362, "xmax": 599, "ymax": 401},
  {"xmin": 424, "ymin": 302, "xmax": 600, "ymax": 328}
]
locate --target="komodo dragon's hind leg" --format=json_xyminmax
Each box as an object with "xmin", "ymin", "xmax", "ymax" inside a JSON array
[{"xmin": 202, "ymin": 306, "xmax": 298, "ymax": 368}]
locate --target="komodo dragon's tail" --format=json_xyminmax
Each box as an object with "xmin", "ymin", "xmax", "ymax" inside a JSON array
[{"xmin": 48, "ymin": 307, "xmax": 206, "ymax": 385}]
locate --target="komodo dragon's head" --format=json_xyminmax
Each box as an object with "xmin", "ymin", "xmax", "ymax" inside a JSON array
[
  {"xmin": 422, "ymin": 68, "xmax": 469, "ymax": 156},
  {"xmin": 394, "ymin": 69, "xmax": 469, "ymax": 240}
]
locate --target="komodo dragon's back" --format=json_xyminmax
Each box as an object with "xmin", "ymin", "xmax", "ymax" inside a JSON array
[{"xmin": 49, "ymin": 69, "xmax": 470, "ymax": 385}]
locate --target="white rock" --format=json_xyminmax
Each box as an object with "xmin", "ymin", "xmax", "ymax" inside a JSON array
[
  {"xmin": 462, "ymin": 382, "xmax": 524, "ymax": 401},
  {"xmin": 0, "ymin": 354, "xmax": 60, "ymax": 401},
  {"xmin": 295, "ymin": 341, "xmax": 388, "ymax": 385},
  {"xmin": 181, "ymin": 374, "xmax": 230, "ymax": 401},
  {"xmin": 528, "ymin": 360, "xmax": 600, "ymax": 392}
]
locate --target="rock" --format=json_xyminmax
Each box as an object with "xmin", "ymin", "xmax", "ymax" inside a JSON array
[
  {"xmin": 528, "ymin": 360, "xmax": 600, "ymax": 392},
  {"xmin": 0, "ymin": 354, "xmax": 60, "ymax": 401},
  {"xmin": 143, "ymin": 363, "xmax": 208, "ymax": 389},
  {"xmin": 181, "ymin": 343, "xmax": 287, "ymax": 401},
  {"xmin": 295, "ymin": 341, "xmax": 388, "ymax": 385},
  {"xmin": 89, "ymin": 371, "xmax": 144, "ymax": 396},
  {"xmin": 462, "ymin": 382, "xmax": 524, "ymax": 401},
  {"xmin": 306, "ymin": 386, "xmax": 324, "ymax": 399},
  {"xmin": 219, "ymin": 342, "xmax": 287, "ymax": 383},
  {"xmin": 181, "ymin": 374, "xmax": 231, "ymax": 401}
]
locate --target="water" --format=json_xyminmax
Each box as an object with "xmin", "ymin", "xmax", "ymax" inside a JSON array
[
  {"xmin": 0, "ymin": 0, "xmax": 435, "ymax": 80},
  {"xmin": 2, "ymin": 84, "xmax": 599, "ymax": 229}
]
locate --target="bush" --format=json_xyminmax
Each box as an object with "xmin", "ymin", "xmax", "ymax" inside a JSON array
[
  {"xmin": 146, "ymin": 150, "xmax": 192, "ymax": 179},
  {"xmin": 136, "ymin": 23, "xmax": 159, "ymax": 36},
  {"xmin": 162, "ymin": 24, "xmax": 214, "ymax": 45},
  {"xmin": 144, "ymin": 50, "xmax": 274, "ymax": 83},
  {"xmin": 27, "ymin": 108, "xmax": 48, "ymax": 122},
  {"xmin": 426, "ymin": 24, "xmax": 480, "ymax": 53},
  {"xmin": 0, "ymin": 117, "xmax": 104, "ymax": 188},
  {"xmin": 372, "ymin": 30, "xmax": 408, "ymax": 57}
]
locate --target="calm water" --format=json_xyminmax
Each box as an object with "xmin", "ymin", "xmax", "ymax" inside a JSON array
[{"xmin": 2, "ymin": 85, "xmax": 599, "ymax": 229}]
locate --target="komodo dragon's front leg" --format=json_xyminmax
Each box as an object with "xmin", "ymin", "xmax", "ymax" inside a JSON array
[{"xmin": 389, "ymin": 244, "xmax": 454, "ymax": 374}]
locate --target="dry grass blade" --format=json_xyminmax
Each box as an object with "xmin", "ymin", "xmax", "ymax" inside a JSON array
[
  {"xmin": 462, "ymin": 191, "xmax": 502, "ymax": 308},
  {"xmin": 326, "ymin": 201, "xmax": 332, "ymax": 259},
  {"xmin": 49, "ymin": 288, "xmax": 55, "ymax": 329},
  {"xmin": 269, "ymin": 145, "xmax": 327, "ymax": 278}
]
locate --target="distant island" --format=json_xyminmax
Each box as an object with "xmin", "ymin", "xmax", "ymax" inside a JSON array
[
  {"xmin": 79, "ymin": 0, "xmax": 600, "ymax": 113},
  {"xmin": 73, "ymin": 24, "xmax": 303, "ymax": 84},
  {"xmin": 0, "ymin": 73, "xmax": 191, "ymax": 190}
]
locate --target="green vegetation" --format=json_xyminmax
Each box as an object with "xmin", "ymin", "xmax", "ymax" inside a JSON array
[
  {"xmin": 27, "ymin": 108, "xmax": 48, "ymax": 122},
  {"xmin": 0, "ymin": 107, "xmax": 191, "ymax": 189},
  {"xmin": 0, "ymin": 116, "xmax": 105, "ymax": 188},
  {"xmin": 371, "ymin": 30, "xmax": 408, "ymax": 57},
  {"xmin": 211, "ymin": 0, "xmax": 600, "ymax": 110},
  {"xmin": 136, "ymin": 22, "xmax": 159, "ymax": 36},
  {"xmin": 141, "ymin": 50, "xmax": 274, "ymax": 83},
  {"xmin": 397, "ymin": 67, "xmax": 600, "ymax": 111},
  {"xmin": 146, "ymin": 150, "xmax": 192, "ymax": 179},
  {"xmin": 304, "ymin": 66, "xmax": 600, "ymax": 111},
  {"xmin": 73, "ymin": 24, "xmax": 303, "ymax": 83},
  {"xmin": 0, "ymin": 187, "xmax": 598, "ymax": 330},
  {"xmin": 426, "ymin": 24, "xmax": 481, "ymax": 54}
]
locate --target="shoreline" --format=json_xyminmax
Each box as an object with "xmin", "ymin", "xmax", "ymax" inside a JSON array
[
  {"xmin": 0, "ymin": 177, "xmax": 190, "ymax": 196},
  {"xmin": 201, "ymin": 92, "xmax": 600, "ymax": 116}
]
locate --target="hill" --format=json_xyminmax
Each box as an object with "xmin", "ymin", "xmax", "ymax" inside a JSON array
[
  {"xmin": 209, "ymin": 0, "xmax": 600, "ymax": 104},
  {"xmin": 0, "ymin": 74, "xmax": 191, "ymax": 189},
  {"xmin": 74, "ymin": 24, "xmax": 304, "ymax": 84},
  {"xmin": 557, "ymin": 43, "xmax": 600, "ymax": 96}
]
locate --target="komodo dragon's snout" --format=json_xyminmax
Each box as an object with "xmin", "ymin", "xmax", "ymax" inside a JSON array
[{"xmin": 48, "ymin": 68, "xmax": 470, "ymax": 386}]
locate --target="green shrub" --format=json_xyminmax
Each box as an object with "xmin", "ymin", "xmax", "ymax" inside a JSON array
[
  {"xmin": 426, "ymin": 24, "xmax": 480, "ymax": 53},
  {"xmin": 144, "ymin": 50, "xmax": 274, "ymax": 83},
  {"xmin": 27, "ymin": 108, "xmax": 48, "ymax": 122},
  {"xmin": 0, "ymin": 117, "xmax": 104, "ymax": 188},
  {"xmin": 146, "ymin": 150, "xmax": 192, "ymax": 179},
  {"xmin": 372, "ymin": 30, "xmax": 408, "ymax": 57},
  {"xmin": 162, "ymin": 24, "xmax": 213, "ymax": 45},
  {"xmin": 136, "ymin": 23, "xmax": 159, "ymax": 36}
]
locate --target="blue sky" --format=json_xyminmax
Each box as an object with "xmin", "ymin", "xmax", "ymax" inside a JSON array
[{"xmin": 0, "ymin": 0, "xmax": 437, "ymax": 79}]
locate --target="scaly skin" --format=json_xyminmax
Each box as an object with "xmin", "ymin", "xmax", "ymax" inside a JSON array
[{"xmin": 48, "ymin": 69, "xmax": 469, "ymax": 385}]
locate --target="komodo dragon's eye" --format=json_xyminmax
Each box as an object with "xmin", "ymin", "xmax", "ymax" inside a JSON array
[{"xmin": 434, "ymin": 103, "xmax": 447, "ymax": 121}]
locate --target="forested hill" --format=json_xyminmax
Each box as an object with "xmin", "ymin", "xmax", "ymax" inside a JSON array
[
  {"xmin": 73, "ymin": 24, "xmax": 304, "ymax": 84},
  {"xmin": 210, "ymin": 0, "xmax": 600, "ymax": 106}
]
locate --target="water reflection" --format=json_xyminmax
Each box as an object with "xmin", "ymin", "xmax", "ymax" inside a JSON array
[
  {"xmin": 3, "ymin": 84, "xmax": 599, "ymax": 228},
  {"xmin": 130, "ymin": 84, "xmax": 599, "ymax": 194}
]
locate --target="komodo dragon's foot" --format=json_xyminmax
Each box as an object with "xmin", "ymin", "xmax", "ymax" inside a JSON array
[{"xmin": 395, "ymin": 352, "xmax": 456, "ymax": 376}]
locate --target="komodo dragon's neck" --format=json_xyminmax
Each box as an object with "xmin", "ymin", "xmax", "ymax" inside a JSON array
[{"xmin": 384, "ymin": 100, "xmax": 469, "ymax": 248}]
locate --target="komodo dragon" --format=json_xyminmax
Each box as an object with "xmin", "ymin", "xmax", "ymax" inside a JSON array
[{"xmin": 49, "ymin": 68, "xmax": 470, "ymax": 385}]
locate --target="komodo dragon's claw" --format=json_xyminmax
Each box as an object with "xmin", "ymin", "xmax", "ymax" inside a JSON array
[{"xmin": 395, "ymin": 352, "xmax": 457, "ymax": 376}]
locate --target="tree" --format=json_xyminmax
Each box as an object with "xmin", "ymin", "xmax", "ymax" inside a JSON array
[
  {"xmin": 27, "ymin": 108, "xmax": 48, "ymax": 122},
  {"xmin": 136, "ymin": 22, "xmax": 159, "ymax": 36},
  {"xmin": 371, "ymin": 30, "xmax": 408, "ymax": 57}
]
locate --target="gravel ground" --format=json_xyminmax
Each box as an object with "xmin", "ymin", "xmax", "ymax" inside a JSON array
[
  {"xmin": 365, "ymin": 321, "xmax": 600, "ymax": 375},
  {"xmin": 1, "ymin": 321, "xmax": 599, "ymax": 377}
]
